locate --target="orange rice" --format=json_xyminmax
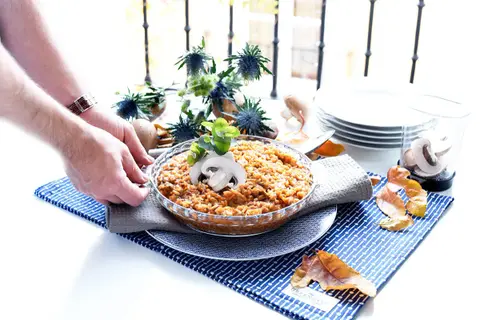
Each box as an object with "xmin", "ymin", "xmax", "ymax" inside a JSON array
[{"xmin": 157, "ymin": 140, "xmax": 312, "ymax": 216}]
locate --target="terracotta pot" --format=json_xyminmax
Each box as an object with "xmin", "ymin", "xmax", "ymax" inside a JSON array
[
  {"xmin": 262, "ymin": 121, "xmax": 279, "ymax": 139},
  {"xmin": 212, "ymin": 99, "xmax": 238, "ymax": 121},
  {"xmin": 147, "ymin": 101, "xmax": 167, "ymax": 122}
]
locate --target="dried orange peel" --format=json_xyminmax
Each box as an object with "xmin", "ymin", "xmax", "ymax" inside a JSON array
[
  {"xmin": 291, "ymin": 250, "xmax": 376, "ymax": 297},
  {"xmin": 379, "ymin": 215, "xmax": 414, "ymax": 231},
  {"xmin": 313, "ymin": 140, "xmax": 345, "ymax": 157},
  {"xmin": 375, "ymin": 183, "xmax": 406, "ymax": 218},
  {"xmin": 375, "ymin": 166, "xmax": 428, "ymax": 230},
  {"xmin": 370, "ymin": 175, "xmax": 382, "ymax": 186}
]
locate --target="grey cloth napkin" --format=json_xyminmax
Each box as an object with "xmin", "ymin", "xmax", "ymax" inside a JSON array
[{"xmin": 105, "ymin": 154, "xmax": 373, "ymax": 234}]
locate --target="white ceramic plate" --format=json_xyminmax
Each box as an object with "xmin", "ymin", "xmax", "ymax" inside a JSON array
[{"xmin": 313, "ymin": 80, "xmax": 432, "ymax": 129}]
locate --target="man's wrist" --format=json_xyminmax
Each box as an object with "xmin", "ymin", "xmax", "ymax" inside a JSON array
[{"xmin": 66, "ymin": 93, "xmax": 96, "ymax": 116}]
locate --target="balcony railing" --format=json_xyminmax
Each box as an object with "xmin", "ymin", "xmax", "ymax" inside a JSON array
[{"xmin": 141, "ymin": 0, "xmax": 426, "ymax": 97}]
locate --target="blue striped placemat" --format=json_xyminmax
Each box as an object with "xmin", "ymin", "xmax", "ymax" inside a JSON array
[{"xmin": 34, "ymin": 175, "xmax": 453, "ymax": 320}]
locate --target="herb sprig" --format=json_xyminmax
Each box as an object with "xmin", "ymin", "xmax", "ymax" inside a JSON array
[{"xmin": 187, "ymin": 118, "xmax": 240, "ymax": 166}]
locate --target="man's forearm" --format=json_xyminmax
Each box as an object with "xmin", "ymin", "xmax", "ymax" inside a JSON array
[
  {"xmin": 0, "ymin": 0, "xmax": 84, "ymax": 107},
  {"xmin": 0, "ymin": 43, "xmax": 87, "ymax": 159}
]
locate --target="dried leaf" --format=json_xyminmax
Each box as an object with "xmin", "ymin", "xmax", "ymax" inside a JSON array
[
  {"xmin": 314, "ymin": 140, "xmax": 345, "ymax": 157},
  {"xmin": 375, "ymin": 183, "xmax": 406, "ymax": 218},
  {"xmin": 386, "ymin": 166, "xmax": 410, "ymax": 192},
  {"xmin": 370, "ymin": 176, "xmax": 381, "ymax": 186},
  {"xmin": 404, "ymin": 179, "xmax": 426, "ymax": 198},
  {"xmin": 379, "ymin": 215, "xmax": 414, "ymax": 231},
  {"xmin": 406, "ymin": 196, "xmax": 427, "ymax": 217},
  {"xmin": 376, "ymin": 166, "xmax": 428, "ymax": 219},
  {"xmin": 291, "ymin": 251, "xmax": 377, "ymax": 297},
  {"xmin": 291, "ymin": 255, "xmax": 317, "ymax": 288}
]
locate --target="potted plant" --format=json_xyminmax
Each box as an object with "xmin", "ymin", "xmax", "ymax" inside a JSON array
[
  {"xmin": 112, "ymin": 82, "xmax": 176, "ymax": 122},
  {"xmin": 175, "ymin": 38, "xmax": 272, "ymax": 121}
]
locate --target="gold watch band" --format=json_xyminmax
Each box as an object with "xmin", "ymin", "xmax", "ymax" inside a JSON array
[{"xmin": 66, "ymin": 93, "xmax": 97, "ymax": 115}]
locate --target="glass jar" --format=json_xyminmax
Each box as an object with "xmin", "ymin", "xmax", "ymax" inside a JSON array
[{"xmin": 400, "ymin": 94, "xmax": 471, "ymax": 191}]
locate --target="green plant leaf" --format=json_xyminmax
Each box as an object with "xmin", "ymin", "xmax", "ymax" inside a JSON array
[
  {"xmin": 198, "ymin": 135, "xmax": 214, "ymax": 151},
  {"xmin": 211, "ymin": 59, "xmax": 216, "ymax": 74},
  {"xmin": 187, "ymin": 153, "xmax": 195, "ymax": 166},
  {"xmin": 218, "ymin": 66, "xmax": 235, "ymax": 80},
  {"xmin": 213, "ymin": 138, "xmax": 230, "ymax": 155},
  {"xmin": 190, "ymin": 142, "xmax": 201, "ymax": 154},
  {"xmin": 214, "ymin": 117, "xmax": 229, "ymax": 128},
  {"xmin": 223, "ymin": 126, "xmax": 240, "ymax": 138},
  {"xmin": 201, "ymin": 121, "xmax": 214, "ymax": 129}
]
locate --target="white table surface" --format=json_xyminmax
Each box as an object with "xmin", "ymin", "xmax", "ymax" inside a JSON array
[{"xmin": 0, "ymin": 96, "xmax": 478, "ymax": 320}]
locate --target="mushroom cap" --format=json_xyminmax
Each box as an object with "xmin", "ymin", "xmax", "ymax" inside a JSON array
[
  {"xmin": 201, "ymin": 155, "xmax": 246, "ymax": 192},
  {"xmin": 411, "ymin": 137, "xmax": 447, "ymax": 177},
  {"xmin": 189, "ymin": 152, "xmax": 219, "ymax": 185},
  {"xmin": 419, "ymin": 131, "xmax": 452, "ymax": 156},
  {"xmin": 189, "ymin": 152, "xmax": 246, "ymax": 191},
  {"xmin": 402, "ymin": 149, "xmax": 416, "ymax": 169}
]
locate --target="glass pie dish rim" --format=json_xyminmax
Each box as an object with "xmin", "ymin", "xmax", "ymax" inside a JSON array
[{"xmin": 147, "ymin": 135, "xmax": 320, "ymax": 223}]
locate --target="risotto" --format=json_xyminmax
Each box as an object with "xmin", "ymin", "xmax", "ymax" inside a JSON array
[{"xmin": 157, "ymin": 140, "xmax": 313, "ymax": 216}]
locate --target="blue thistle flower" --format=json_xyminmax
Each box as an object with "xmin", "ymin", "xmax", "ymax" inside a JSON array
[
  {"xmin": 115, "ymin": 99, "xmax": 138, "ymax": 120},
  {"xmin": 175, "ymin": 37, "xmax": 212, "ymax": 75},
  {"xmin": 228, "ymin": 97, "xmax": 273, "ymax": 136},
  {"xmin": 209, "ymin": 81, "xmax": 229, "ymax": 102},
  {"xmin": 168, "ymin": 116, "xmax": 201, "ymax": 144},
  {"xmin": 225, "ymin": 43, "xmax": 272, "ymax": 82}
]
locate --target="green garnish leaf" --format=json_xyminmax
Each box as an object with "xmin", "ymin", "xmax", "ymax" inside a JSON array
[
  {"xmin": 214, "ymin": 117, "xmax": 229, "ymax": 128},
  {"xmin": 187, "ymin": 153, "xmax": 196, "ymax": 166},
  {"xmin": 190, "ymin": 142, "xmax": 202, "ymax": 154},
  {"xmin": 222, "ymin": 126, "xmax": 240, "ymax": 138},
  {"xmin": 187, "ymin": 142, "xmax": 206, "ymax": 166},
  {"xmin": 198, "ymin": 135, "xmax": 213, "ymax": 151},
  {"xmin": 187, "ymin": 117, "xmax": 240, "ymax": 165},
  {"xmin": 213, "ymin": 137, "xmax": 230, "ymax": 155}
]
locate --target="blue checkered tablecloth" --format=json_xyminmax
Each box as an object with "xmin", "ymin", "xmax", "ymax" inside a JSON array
[{"xmin": 34, "ymin": 175, "xmax": 453, "ymax": 320}]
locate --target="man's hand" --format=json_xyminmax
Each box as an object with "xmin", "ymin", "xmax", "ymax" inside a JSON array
[
  {"xmin": 64, "ymin": 125, "xmax": 150, "ymax": 206},
  {"xmin": 81, "ymin": 107, "xmax": 154, "ymax": 167}
]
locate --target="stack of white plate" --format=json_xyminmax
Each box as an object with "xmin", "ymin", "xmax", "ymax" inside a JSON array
[{"xmin": 313, "ymin": 80, "xmax": 434, "ymax": 150}]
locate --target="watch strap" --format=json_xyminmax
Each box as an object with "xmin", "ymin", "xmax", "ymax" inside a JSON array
[{"xmin": 66, "ymin": 93, "xmax": 96, "ymax": 115}]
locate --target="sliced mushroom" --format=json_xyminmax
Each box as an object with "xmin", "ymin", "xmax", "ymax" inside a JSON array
[
  {"xmin": 200, "ymin": 156, "xmax": 246, "ymax": 192},
  {"xmin": 420, "ymin": 131, "xmax": 452, "ymax": 156},
  {"xmin": 402, "ymin": 149, "xmax": 416, "ymax": 170},
  {"xmin": 411, "ymin": 138, "xmax": 447, "ymax": 177},
  {"xmin": 189, "ymin": 153, "xmax": 216, "ymax": 184}
]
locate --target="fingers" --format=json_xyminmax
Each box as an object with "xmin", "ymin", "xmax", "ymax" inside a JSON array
[
  {"xmin": 105, "ymin": 195, "xmax": 124, "ymax": 204},
  {"xmin": 96, "ymin": 195, "xmax": 123, "ymax": 205},
  {"xmin": 122, "ymin": 151, "xmax": 149, "ymax": 185},
  {"xmin": 116, "ymin": 177, "xmax": 150, "ymax": 207},
  {"xmin": 96, "ymin": 199, "xmax": 109, "ymax": 205},
  {"xmin": 124, "ymin": 123, "xmax": 154, "ymax": 166}
]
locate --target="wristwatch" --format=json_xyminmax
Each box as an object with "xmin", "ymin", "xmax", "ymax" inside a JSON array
[{"xmin": 66, "ymin": 93, "xmax": 97, "ymax": 116}]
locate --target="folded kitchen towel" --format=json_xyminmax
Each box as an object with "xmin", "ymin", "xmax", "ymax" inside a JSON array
[{"xmin": 105, "ymin": 154, "xmax": 373, "ymax": 234}]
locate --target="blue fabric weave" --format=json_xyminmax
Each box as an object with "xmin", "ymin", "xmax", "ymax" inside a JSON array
[{"xmin": 34, "ymin": 175, "xmax": 453, "ymax": 320}]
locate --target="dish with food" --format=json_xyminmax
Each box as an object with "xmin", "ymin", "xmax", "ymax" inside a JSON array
[{"xmin": 148, "ymin": 123, "xmax": 319, "ymax": 236}]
